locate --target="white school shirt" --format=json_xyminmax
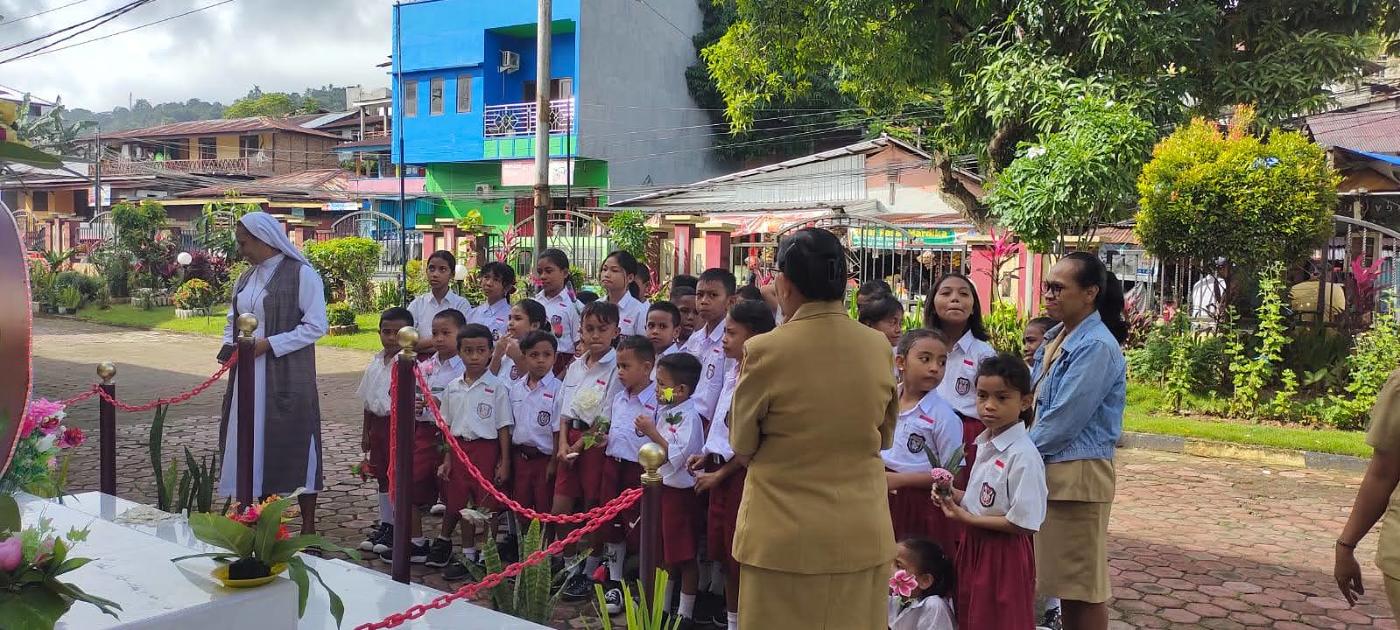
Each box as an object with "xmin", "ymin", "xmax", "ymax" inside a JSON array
[
  {"xmin": 935, "ymin": 329, "xmax": 997, "ymax": 417},
  {"xmin": 959, "ymin": 422, "xmax": 1047, "ymax": 531},
  {"xmin": 888, "ymin": 595, "xmax": 957, "ymax": 630},
  {"xmin": 509, "ymin": 373, "xmax": 561, "ymax": 453},
  {"xmin": 651, "ymin": 342, "xmax": 681, "ymax": 380},
  {"xmin": 418, "ymin": 354, "xmax": 465, "ymax": 423},
  {"xmin": 606, "ymin": 383, "xmax": 658, "ymax": 462},
  {"xmin": 356, "ymin": 351, "xmax": 397, "ymax": 416},
  {"xmin": 656, "ymin": 399, "xmax": 705, "ymax": 489},
  {"xmin": 408, "ymin": 290, "xmax": 473, "ymax": 339},
  {"xmin": 558, "ymin": 348, "xmax": 621, "ymax": 427},
  {"xmin": 612, "ymin": 292, "xmax": 650, "ymax": 337},
  {"xmin": 439, "ymin": 371, "xmax": 514, "ymax": 440},
  {"xmin": 468, "ymin": 298, "xmax": 512, "ymax": 341},
  {"xmin": 496, "ymin": 354, "xmax": 522, "ymax": 381},
  {"xmin": 682, "ymin": 317, "xmax": 729, "ymax": 421},
  {"xmin": 536, "ymin": 289, "xmax": 582, "ymax": 355},
  {"xmin": 702, "ymin": 361, "xmax": 740, "ymax": 461},
  {"xmin": 881, "ymin": 390, "xmax": 964, "ymax": 473}
]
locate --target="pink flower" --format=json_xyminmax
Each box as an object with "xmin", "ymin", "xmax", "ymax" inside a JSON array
[
  {"xmin": 58, "ymin": 426, "xmax": 85, "ymax": 449},
  {"xmin": 889, "ymin": 569, "xmax": 917, "ymax": 598},
  {"xmin": 0, "ymin": 537, "xmax": 22, "ymax": 572},
  {"xmin": 38, "ymin": 417, "xmax": 61, "ymax": 436},
  {"xmin": 591, "ymin": 564, "xmax": 608, "ymax": 583},
  {"xmin": 930, "ymin": 468, "xmax": 954, "ymax": 488},
  {"xmin": 22, "ymin": 399, "xmax": 65, "ymax": 438}
]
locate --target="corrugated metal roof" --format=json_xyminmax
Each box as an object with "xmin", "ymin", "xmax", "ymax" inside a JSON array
[
  {"xmin": 0, "ymin": 84, "xmax": 54, "ymax": 107},
  {"xmin": 1306, "ymin": 110, "xmax": 1400, "ymax": 153},
  {"xmin": 101, "ymin": 116, "xmax": 341, "ymax": 140},
  {"xmin": 177, "ymin": 169, "xmax": 350, "ymax": 201}
]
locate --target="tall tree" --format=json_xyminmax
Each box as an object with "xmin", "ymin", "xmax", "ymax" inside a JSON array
[
  {"xmin": 703, "ymin": 0, "xmax": 1400, "ymax": 222},
  {"xmin": 224, "ymin": 93, "xmax": 298, "ymax": 118},
  {"xmin": 15, "ymin": 96, "xmax": 95, "ymax": 159}
]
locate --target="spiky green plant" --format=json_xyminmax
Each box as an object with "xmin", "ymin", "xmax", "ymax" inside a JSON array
[
  {"xmin": 465, "ymin": 518, "xmax": 580, "ymax": 623},
  {"xmin": 592, "ymin": 570, "xmax": 681, "ymax": 630}
]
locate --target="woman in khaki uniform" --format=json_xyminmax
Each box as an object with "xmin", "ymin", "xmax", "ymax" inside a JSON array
[
  {"xmin": 730, "ymin": 227, "xmax": 900, "ymax": 629},
  {"xmin": 1336, "ymin": 368, "xmax": 1400, "ymax": 612}
]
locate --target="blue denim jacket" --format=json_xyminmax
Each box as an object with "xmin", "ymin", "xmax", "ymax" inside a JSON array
[{"xmin": 1029, "ymin": 311, "xmax": 1126, "ymax": 463}]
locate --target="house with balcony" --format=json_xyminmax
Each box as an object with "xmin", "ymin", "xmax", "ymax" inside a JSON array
[
  {"xmin": 392, "ymin": 0, "xmax": 723, "ymax": 236},
  {"xmin": 96, "ymin": 116, "xmax": 342, "ymax": 181}
]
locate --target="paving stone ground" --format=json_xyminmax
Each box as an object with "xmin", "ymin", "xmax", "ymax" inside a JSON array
[{"xmin": 33, "ymin": 318, "xmax": 1399, "ymax": 629}]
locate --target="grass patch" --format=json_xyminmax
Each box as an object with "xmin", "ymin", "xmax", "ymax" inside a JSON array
[{"xmin": 75, "ymin": 303, "xmax": 383, "ymax": 352}]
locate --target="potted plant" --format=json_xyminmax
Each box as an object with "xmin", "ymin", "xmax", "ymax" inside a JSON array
[
  {"xmin": 0, "ymin": 495, "xmax": 122, "ymax": 629},
  {"xmin": 56, "ymin": 285, "xmax": 82, "ymax": 315},
  {"xmin": 326, "ymin": 302, "xmax": 358, "ymax": 336},
  {"xmin": 172, "ymin": 278, "xmax": 216, "ymax": 319},
  {"xmin": 172, "ymin": 493, "xmax": 358, "ymax": 628}
]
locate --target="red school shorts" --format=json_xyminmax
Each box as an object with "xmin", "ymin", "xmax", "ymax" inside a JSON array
[
  {"xmin": 552, "ymin": 428, "xmax": 606, "ymax": 505},
  {"xmin": 410, "ymin": 422, "xmax": 443, "ymax": 506},
  {"xmin": 444, "ymin": 436, "xmax": 500, "ymax": 515},
  {"xmin": 705, "ymin": 460, "xmax": 746, "ymax": 572},
  {"xmin": 599, "ymin": 457, "xmax": 644, "ymax": 544},
  {"xmin": 511, "ymin": 447, "xmax": 554, "ymax": 513},
  {"xmin": 366, "ymin": 410, "xmax": 391, "ymax": 492},
  {"xmin": 659, "ymin": 485, "xmax": 701, "ymax": 567}
]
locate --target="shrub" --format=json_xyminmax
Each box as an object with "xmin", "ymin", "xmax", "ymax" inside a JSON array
[
  {"xmin": 53, "ymin": 270, "xmax": 103, "ymax": 305},
  {"xmin": 1226, "ymin": 264, "xmax": 1290, "ymax": 418},
  {"xmin": 606, "ymin": 210, "xmax": 649, "ymax": 259},
  {"xmin": 304, "ymin": 237, "xmax": 380, "ymax": 303},
  {"xmin": 984, "ymin": 300, "xmax": 1025, "ymax": 356},
  {"xmin": 223, "ymin": 260, "xmax": 249, "ymax": 303},
  {"xmin": 1323, "ymin": 304, "xmax": 1400, "ymax": 429},
  {"xmin": 374, "ymin": 281, "xmax": 402, "ymax": 311},
  {"xmin": 327, "ymin": 302, "xmax": 357, "ymax": 328},
  {"xmin": 405, "ymin": 259, "xmax": 429, "ymax": 297},
  {"xmin": 111, "ymin": 199, "xmax": 170, "ymax": 290},
  {"xmin": 172, "ymin": 278, "xmax": 217, "ymax": 310},
  {"xmin": 89, "ymin": 243, "xmax": 133, "ymax": 298}
]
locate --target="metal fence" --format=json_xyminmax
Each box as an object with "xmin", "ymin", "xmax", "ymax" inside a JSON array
[
  {"xmin": 329, "ymin": 210, "xmax": 418, "ymax": 279},
  {"xmin": 496, "ymin": 209, "xmax": 612, "ymax": 282}
]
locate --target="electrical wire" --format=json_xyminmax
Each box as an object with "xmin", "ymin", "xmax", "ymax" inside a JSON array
[
  {"xmin": 0, "ymin": 0, "xmax": 97, "ymax": 28},
  {"xmin": 636, "ymin": 0, "xmax": 689, "ymax": 40},
  {"xmin": 0, "ymin": 0, "xmax": 153, "ymax": 55},
  {"xmin": 0, "ymin": 0, "xmax": 235, "ymax": 64}
]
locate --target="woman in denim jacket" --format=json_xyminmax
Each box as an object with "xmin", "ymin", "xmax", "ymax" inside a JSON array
[{"xmin": 1030, "ymin": 252, "xmax": 1128, "ymax": 630}]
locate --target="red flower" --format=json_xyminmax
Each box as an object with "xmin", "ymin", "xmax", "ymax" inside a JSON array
[
  {"xmin": 276, "ymin": 525, "xmax": 292, "ymax": 541},
  {"xmin": 230, "ymin": 505, "xmax": 261, "ymax": 525},
  {"xmin": 57, "ymin": 426, "xmax": 85, "ymax": 448},
  {"xmin": 39, "ymin": 417, "xmax": 61, "ymax": 436}
]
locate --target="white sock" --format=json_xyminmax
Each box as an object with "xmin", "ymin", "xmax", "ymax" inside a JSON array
[
  {"xmin": 377, "ymin": 493, "xmax": 394, "ymax": 524},
  {"xmin": 584, "ymin": 555, "xmax": 602, "ymax": 579},
  {"xmin": 605, "ymin": 543, "xmax": 626, "ymax": 583},
  {"xmin": 411, "ymin": 537, "xmax": 426, "ymax": 546},
  {"xmin": 463, "ymin": 546, "xmax": 477, "ymax": 561},
  {"xmin": 727, "ymin": 611, "xmax": 739, "ymax": 630},
  {"xmin": 1047, "ymin": 597, "xmax": 1061, "ymax": 610},
  {"xmin": 678, "ymin": 593, "xmax": 696, "ymax": 619}
]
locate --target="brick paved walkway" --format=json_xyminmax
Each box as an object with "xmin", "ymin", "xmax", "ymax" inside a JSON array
[{"xmin": 35, "ymin": 319, "xmax": 1399, "ymax": 629}]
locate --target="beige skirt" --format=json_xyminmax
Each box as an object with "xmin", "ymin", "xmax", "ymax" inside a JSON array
[
  {"xmin": 1036, "ymin": 499, "xmax": 1112, "ymax": 603},
  {"xmin": 739, "ymin": 562, "xmax": 888, "ymax": 630}
]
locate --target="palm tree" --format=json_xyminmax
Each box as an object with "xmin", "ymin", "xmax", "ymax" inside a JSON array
[{"xmin": 15, "ymin": 94, "xmax": 96, "ymax": 159}]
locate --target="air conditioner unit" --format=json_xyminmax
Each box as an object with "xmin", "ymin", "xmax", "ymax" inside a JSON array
[
  {"xmin": 475, "ymin": 183, "xmax": 494, "ymax": 196},
  {"xmin": 499, "ymin": 50, "xmax": 520, "ymax": 73}
]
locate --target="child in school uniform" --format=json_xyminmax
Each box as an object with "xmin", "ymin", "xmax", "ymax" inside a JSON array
[
  {"xmin": 636, "ymin": 352, "xmax": 706, "ymax": 625},
  {"xmin": 646, "ymin": 301, "xmax": 682, "ymax": 379},
  {"xmin": 688, "ymin": 299, "xmax": 775, "ymax": 630},
  {"xmin": 600, "ymin": 250, "xmax": 649, "ymax": 337},
  {"xmin": 379, "ymin": 308, "xmax": 467, "ymax": 564},
  {"xmin": 508, "ymin": 330, "xmax": 562, "ymax": 516},
  {"xmin": 433, "ymin": 323, "xmax": 514, "ymax": 580},
  {"xmin": 932, "ymin": 353, "xmax": 1047, "ymax": 630},
  {"xmin": 356, "ymin": 307, "xmax": 414, "ymax": 556},
  {"xmin": 598, "ymin": 336, "xmax": 660, "ymax": 614},
  {"xmin": 551, "ymin": 301, "xmax": 623, "ymax": 599},
  {"xmin": 409, "ymin": 250, "xmax": 473, "ymax": 355},
  {"xmin": 685, "ymin": 269, "xmax": 738, "ymax": 422},
  {"xmin": 888, "ymin": 538, "xmax": 957, "ymax": 630},
  {"xmin": 671, "ymin": 285, "xmax": 699, "ymax": 347},
  {"xmin": 884, "ymin": 329, "xmax": 964, "ymax": 554},
  {"xmin": 860, "ymin": 294, "xmax": 905, "ymax": 348},
  {"xmin": 469, "ymin": 261, "xmax": 515, "ymax": 342},
  {"xmin": 535, "ymin": 248, "xmax": 583, "ymax": 375},
  {"xmin": 492, "ymin": 298, "xmax": 552, "ymax": 382}
]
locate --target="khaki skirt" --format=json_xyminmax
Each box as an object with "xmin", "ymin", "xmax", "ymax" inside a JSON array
[
  {"xmin": 739, "ymin": 562, "xmax": 888, "ymax": 630},
  {"xmin": 1035, "ymin": 459, "xmax": 1115, "ymax": 604}
]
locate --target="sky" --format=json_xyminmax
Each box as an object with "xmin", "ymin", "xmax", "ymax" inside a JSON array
[{"xmin": 0, "ymin": 0, "xmax": 395, "ymax": 111}]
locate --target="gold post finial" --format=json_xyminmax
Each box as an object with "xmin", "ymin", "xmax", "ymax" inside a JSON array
[
  {"xmin": 96, "ymin": 362, "xmax": 116, "ymax": 384},
  {"xmin": 397, "ymin": 326, "xmax": 420, "ymax": 359},
  {"xmin": 236, "ymin": 313, "xmax": 258, "ymax": 338},
  {"xmin": 638, "ymin": 443, "xmax": 665, "ymax": 485}
]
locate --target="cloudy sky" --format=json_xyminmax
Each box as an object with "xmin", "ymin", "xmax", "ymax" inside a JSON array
[{"xmin": 0, "ymin": 0, "xmax": 395, "ymax": 111}]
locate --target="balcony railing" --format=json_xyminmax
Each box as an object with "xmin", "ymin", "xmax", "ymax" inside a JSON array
[
  {"xmin": 94, "ymin": 157, "xmax": 252, "ymax": 177},
  {"xmin": 483, "ymin": 98, "xmax": 575, "ymax": 138}
]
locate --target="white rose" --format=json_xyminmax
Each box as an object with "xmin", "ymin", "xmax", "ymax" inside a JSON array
[{"xmin": 571, "ymin": 388, "xmax": 602, "ymax": 419}]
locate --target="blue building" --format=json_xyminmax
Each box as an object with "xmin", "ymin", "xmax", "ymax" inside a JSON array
[{"xmin": 392, "ymin": 0, "xmax": 721, "ymax": 230}]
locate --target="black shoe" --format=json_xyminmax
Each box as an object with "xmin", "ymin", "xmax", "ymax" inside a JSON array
[
  {"xmin": 360, "ymin": 522, "xmax": 390, "ymax": 552},
  {"xmin": 442, "ymin": 556, "xmax": 477, "ymax": 581},
  {"xmin": 378, "ymin": 539, "xmax": 429, "ymax": 564},
  {"xmin": 372, "ymin": 524, "xmax": 394, "ymax": 555},
  {"xmin": 603, "ymin": 582, "xmax": 624, "ymax": 615},
  {"xmin": 561, "ymin": 573, "xmax": 594, "ymax": 601},
  {"xmin": 1041, "ymin": 607, "xmax": 1062, "ymax": 630},
  {"xmin": 498, "ymin": 535, "xmax": 519, "ymax": 564},
  {"xmin": 424, "ymin": 538, "xmax": 453, "ymax": 568}
]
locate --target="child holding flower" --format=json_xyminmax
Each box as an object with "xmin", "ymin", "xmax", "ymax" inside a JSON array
[
  {"xmin": 598, "ymin": 335, "xmax": 660, "ymax": 613},
  {"xmin": 884, "ymin": 329, "xmax": 964, "ymax": 554},
  {"xmin": 931, "ymin": 353, "xmax": 1046, "ymax": 630},
  {"xmin": 888, "ymin": 538, "xmax": 956, "ymax": 630}
]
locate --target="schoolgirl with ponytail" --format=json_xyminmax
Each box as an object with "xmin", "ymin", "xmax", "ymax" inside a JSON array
[
  {"xmin": 599, "ymin": 249, "xmax": 648, "ymax": 336},
  {"xmin": 535, "ymin": 248, "xmax": 582, "ymax": 375}
]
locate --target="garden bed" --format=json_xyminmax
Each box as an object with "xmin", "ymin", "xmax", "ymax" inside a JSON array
[{"xmin": 73, "ymin": 303, "xmax": 386, "ymax": 352}]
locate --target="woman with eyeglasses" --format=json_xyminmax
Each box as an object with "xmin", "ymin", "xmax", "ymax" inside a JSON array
[{"xmin": 1030, "ymin": 252, "xmax": 1128, "ymax": 630}]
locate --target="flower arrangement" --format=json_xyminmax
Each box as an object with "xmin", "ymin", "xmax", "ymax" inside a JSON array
[
  {"xmin": 172, "ymin": 493, "xmax": 359, "ymax": 628},
  {"xmin": 926, "ymin": 445, "xmax": 965, "ymax": 499},
  {"xmin": 0, "ymin": 494, "xmax": 121, "ymax": 628},
  {"xmin": 571, "ymin": 388, "xmax": 610, "ymax": 451},
  {"xmin": 0, "ymin": 399, "xmax": 85, "ymax": 497}
]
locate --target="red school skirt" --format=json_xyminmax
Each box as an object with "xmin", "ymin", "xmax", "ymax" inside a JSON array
[
  {"xmin": 366, "ymin": 411, "xmax": 391, "ymax": 491},
  {"xmin": 886, "ymin": 473, "xmax": 961, "ymax": 555},
  {"xmin": 705, "ymin": 460, "xmax": 746, "ymax": 573},
  {"xmin": 659, "ymin": 485, "xmax": 701, "ymax": 567},
  {"xmin": 511, "ymin": 446, "xmax": 554, "ymax": 513},
  {"xmin": 552, "ymin": 428, "xmax": 606, "ymax": 505},
  {"xmin": 444, "ymin": 437, "xmax": 500, "ymax": 514},
  {"xmin": 954, "ymin": 412, "xmax": 982, "ymax": 491},
  {"xmin": 599, "ymin": 457, "xmax": 644, "ymax": 544},
  {"xmin": 410, "ymin": 423, "xmax": 443, "ymax": 506},
  {"xmin": 955, "ymin": 527, "xmax": 1036, "ymax": 630}
]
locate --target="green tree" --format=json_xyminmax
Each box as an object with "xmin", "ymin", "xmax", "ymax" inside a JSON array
[
  {"xmin": 111, "ymin": 200, "xmax": 170, "ymax": 290},
  {"xmin": 606, "ymin": 210, "xmax": 649, "ymax": 260},
  {"xmin": 15, "ymin": 95, "xmax": 95, "ymax": 158},
  {"xmin": 304, "ymin": 237, "xmax": 381, "ymax": 310},
  {"xmin": 703, "ymin": 0, "xmax": 1395, "ymax": 222},
  {"xmin": 1135, "ymin": 108, "xmax": 1338, "ymax": 271},
  {"xmin": 224, "ymin": 93, "xmax": 297, "ymax": 119}
]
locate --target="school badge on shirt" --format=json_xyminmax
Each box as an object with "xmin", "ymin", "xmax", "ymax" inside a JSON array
[
  {"xmin": 477, "ymin": 403, "xmax": 493, "ymax": 419},
  {"xmin": 956, "ymin": 377, "xmax": 972, "ymax": 396},
  {"xmin": 536, "ymin": 410, "xmax": 552, "ymax": 427},
  {"xmin": 979, "ymin": 482, "xmax": 996, "ymax": 508},
  {"xmin": 906, "ymin": 433, "xmax": 926, "ymax": 454}
]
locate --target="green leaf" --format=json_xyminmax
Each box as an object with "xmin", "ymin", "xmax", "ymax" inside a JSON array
[
  {"xmin": 252, "ymin": 495, "xmax": 298, "ymax": 562},
  {"xmin": 0, "ymin": 494, "xmax": 20, "ymax": 532},
  {"xmin": 592, "ymin": 582, "xmax": 614, "ymax": 630},
  {"xmin": 44, "ymin": 577, "xmax": 121, "ymax": 618},
  {"xmin": 0, "ymin": 585, "xmax": 71, "ymax": 630},
  {"xmin": 299, "ymin": 559, "xmax": 346, "ymax": 628},
  {"xmin": 169, "ymin": 552, "xmax": 234, "ymax": 563},
  {"xmin": 287, "ymin": 557, "xmax": 311, "ymax": 617},
  {"xmin": 188, "ymin": 513, "xmax": 254, "ymax": 556}
]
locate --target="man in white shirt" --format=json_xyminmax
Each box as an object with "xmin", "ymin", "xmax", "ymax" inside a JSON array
[{"xmin": 1190, "ymin": 257, "xmax": 1230, "ymax": 322}]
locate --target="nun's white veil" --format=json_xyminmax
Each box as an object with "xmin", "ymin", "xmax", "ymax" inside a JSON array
[{"xmin": 238, "ymin": 212, "xmax": 308, "ymax": 265}]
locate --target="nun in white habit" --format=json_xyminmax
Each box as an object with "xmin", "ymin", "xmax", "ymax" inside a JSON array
[{"xmin": 217, "ymin": 212, "xmax": 328, "ymax": 534}]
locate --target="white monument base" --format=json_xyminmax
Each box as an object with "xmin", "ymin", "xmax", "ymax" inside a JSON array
[{"xmin": 18, "ymin": 492, "xmax": 547, "ymax": 629}]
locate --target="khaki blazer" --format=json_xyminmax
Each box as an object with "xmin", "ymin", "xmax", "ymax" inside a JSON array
[{"xmin": 730, "ymin": 300, "xmax": 899, "ymax": 574}]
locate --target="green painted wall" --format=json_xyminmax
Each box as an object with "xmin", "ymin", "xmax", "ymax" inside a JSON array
[
  {"xmin": 423, "ymin": 158, "xmax": 612, "ymax": 229},
  {"xmin": 483, "ymin": 134, "xmax": 579, "ymax": 160}
]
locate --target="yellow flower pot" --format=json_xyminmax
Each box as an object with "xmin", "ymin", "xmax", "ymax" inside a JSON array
[{"xmin": 211, "ymin": 562, "xmax": 287, "ymax": 588}]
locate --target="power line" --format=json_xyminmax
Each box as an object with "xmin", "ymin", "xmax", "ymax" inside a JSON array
[
  {"xmin": 1, "ymin": 0, "xmax": 235, "ymax": 64},
  {"xmin": 0, "ymin": 0, "xmax": 153, "ymax": 55},
  {"xmin": 0, "ymin": 0, "xmax": 97, "ymax": 28},
  {"xmin": 636, "ymin": 0, "xmax": 689, "ymax": 40}
]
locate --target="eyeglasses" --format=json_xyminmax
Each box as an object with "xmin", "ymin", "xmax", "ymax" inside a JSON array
[{"xmin": 1043, "ymin": 282, "xmax": 1068, "ymax": 296}]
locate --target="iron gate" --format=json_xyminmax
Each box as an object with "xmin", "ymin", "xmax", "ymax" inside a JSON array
[
  {"xmin": 330, "ymin": 210, "xmax": 413, "ymax": 279},
  {"xmin": 500, "ymin": 209, "xmax": 612, "ymax": 281}
]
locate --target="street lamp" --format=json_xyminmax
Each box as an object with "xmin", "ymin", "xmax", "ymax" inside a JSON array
[{"xmin": 177, "ymin": 252, "xmax": 193, "ymax": 266}]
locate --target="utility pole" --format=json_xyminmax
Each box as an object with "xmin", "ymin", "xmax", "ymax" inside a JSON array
[
  {"xmin": 394, "ymin": 1, "xmax": 408, "ymax": 305},
  {"xmin": 531, "ymin": 0, "xmax": 552, "ymax": 261},
  {"xmin": 92, "ymin": 129, "xmax": 102, "ymax": 219}
]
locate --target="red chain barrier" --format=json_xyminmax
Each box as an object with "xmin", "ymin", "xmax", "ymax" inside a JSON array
[
  {"xmin": 353, "ymin": 485, "xmax": 638, "ymax": 630},
  {"xmin": 59, "ymin": 352, "xmax": 238, "ymax": 412}
]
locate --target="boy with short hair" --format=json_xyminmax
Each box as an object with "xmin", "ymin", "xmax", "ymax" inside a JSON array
[
  {"xmin": 598, "ymin": 336, "xmax": 659, "ymax": 613},
  {"xmin": 357, "ymin": 306, "xmax": 414, "ymax": 555},
  {"xmin": 636, "ymin": 352, "xmax": 706, "ymax": 625},
  {"xmin": 684, "ymin": 269, "xmax": 737, "ymax": 422},
  {"xmin": 434, "ymin": 323, "xmax": 514, "ymax": 580},
  {"xmin": 859, "ymin": 294, "xmax": 905, "ymax": 348},
  {"xmin": 469, "ymin": 261, "xmax": 516, "ymax": 341},
  {"xmin": 646, "ymin": 300, "xmax": 682, "ymax": 378},
  {"xmin": 671, "ymin": 285, "xmax": 698, "ymax": 346},
  {"xmin": 509, "ymin": 330, "xmax": 561, "ymax": 515}
]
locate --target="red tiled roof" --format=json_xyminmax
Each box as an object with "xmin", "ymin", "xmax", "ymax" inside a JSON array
[
  {"xmin": 1094, "ymin": 226, "xmax": 1139, "ymax": 245},
  {"xmin": 176, "ymin": 168, "xmax": 351, "ymax": 201},
  {"xmin": 1305, "ymin": 109, "xmax": 1400, "ymax": 153},
  {"xmin": 101, "ymin": 116, "xmax": 341, "ymax": 140}
]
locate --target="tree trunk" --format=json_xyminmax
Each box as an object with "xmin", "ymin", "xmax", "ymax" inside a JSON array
[{"xmin": 932, "ymin": 151, "xmax": 988, "ymax": 227}]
